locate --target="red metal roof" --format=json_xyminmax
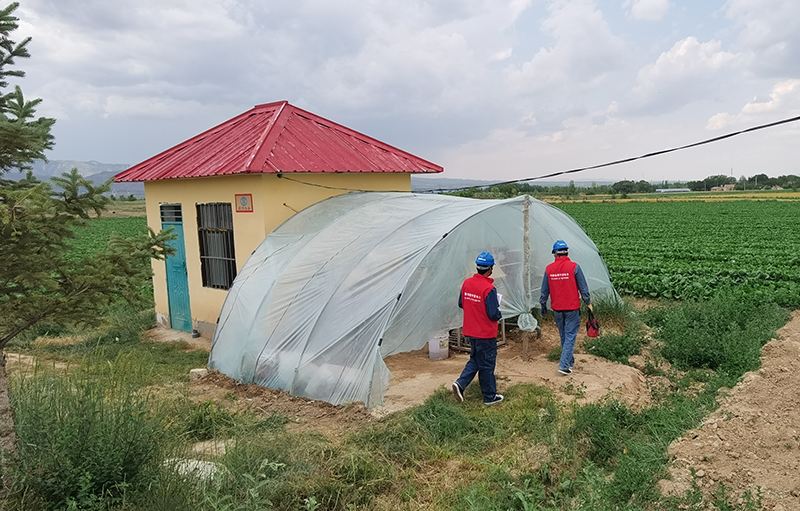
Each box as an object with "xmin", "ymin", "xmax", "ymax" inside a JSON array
[{"xmin": 115, "ymin": 101, "xmax": 443, "ymax": 182}]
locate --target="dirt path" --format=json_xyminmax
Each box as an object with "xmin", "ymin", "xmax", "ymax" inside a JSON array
[
  {"xmin": 373, "ymin": 327, "xmax": 649, "ymax": 417},
  {"xmin": 660, "ymin": 310, "xmax": 800, "ymax": 510}
]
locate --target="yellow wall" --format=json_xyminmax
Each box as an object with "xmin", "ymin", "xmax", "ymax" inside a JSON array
[{"xmin": 145, "ymin": 172, "xmax": 411, "ymax": 334}]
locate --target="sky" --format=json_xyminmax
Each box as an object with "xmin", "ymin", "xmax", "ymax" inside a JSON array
[{"xmin": 13, "ymin": 0, "xmax": 800, "ymax": 183}]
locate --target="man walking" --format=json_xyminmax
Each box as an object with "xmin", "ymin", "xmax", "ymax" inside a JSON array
[
  {"xmin": 539, "ymin": 240, "xmax": 592, "ymax": 375},
  {"xmin": 452, "ymin": 252, "xmax": 504, "ymax": 405}
]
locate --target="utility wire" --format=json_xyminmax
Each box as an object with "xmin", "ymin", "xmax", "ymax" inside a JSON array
[
  {"xmin": 427, "ymin": 113, "xmax": 800, "ymax": 193},
  {"xmin": 276, "ymin": 173, "xmax": 412, "ymax": 193},
  {"xmin": 276, "ymin": 114, "xmax": 800, "ymax": 194}
]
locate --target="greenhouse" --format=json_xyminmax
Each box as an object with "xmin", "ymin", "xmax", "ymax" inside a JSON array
[{"xmin": 209, "ymin": 192, "xmax": 618, "ymax": 407}]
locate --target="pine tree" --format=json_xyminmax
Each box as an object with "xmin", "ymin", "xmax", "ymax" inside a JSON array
[{"xmin": 0, "ymin": 2, "xmax": 174, "ymax": 469}]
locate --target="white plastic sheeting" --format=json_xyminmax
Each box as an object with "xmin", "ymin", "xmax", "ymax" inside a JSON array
[{"xmin": 209, "ymin": 193, "xmax": 618, "ymax": 407}]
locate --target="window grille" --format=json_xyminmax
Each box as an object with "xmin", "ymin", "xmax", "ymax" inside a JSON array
[
  {"xmin": 159, "ymin": 203, "xmax": 182, "ymax": 223},
  {"xmin": 196, "ymin": 203, "xmax": 237, "ymax": 289}
]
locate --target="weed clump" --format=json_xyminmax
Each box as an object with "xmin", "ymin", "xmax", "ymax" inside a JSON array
[
  {"xmin": 9, "ymin": 365, "xmax": 168, "ymax": 510},
  {"xmin": 584, "ymin": 327, "xmax": 645, "ymax": 364},
  {"xmin": 658, "ymin": 291, "xmax": 788, "ymax": 383}
]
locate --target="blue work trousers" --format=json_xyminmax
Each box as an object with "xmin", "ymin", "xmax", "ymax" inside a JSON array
[
  {"xmin": 554, "ymin": 309, "xmax": 581, "ymax": 371},
  {"xmin": 456, "ymin": 336, "xmax": 498, "ymax": 402}
]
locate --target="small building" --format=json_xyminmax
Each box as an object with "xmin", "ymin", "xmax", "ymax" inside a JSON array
[{"xmin": 115, "ymin": 101, "xmax": 442, "ymax": 336}]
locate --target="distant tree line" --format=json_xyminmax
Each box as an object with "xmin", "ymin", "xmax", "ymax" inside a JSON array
[{"xmin": 446, "ymin": 173, "xmax": 799, "ymax": 199}]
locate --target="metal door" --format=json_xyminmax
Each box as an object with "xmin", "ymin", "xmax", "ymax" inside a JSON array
[{"xmin": 161, "ymin": 204, "xmax": 192, "ymax": 332}]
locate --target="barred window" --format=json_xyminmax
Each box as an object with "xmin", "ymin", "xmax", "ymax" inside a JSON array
[
  {"xmin": 197, "ymin": 203, "xmax": 237, "ymax": 289},
  {"xmin": 159, "ymin": 203, "xmax": 182, "ymax": 223}
]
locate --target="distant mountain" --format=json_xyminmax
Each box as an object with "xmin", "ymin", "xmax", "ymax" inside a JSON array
[{"xmin": 5, "ymin": 160, "xmax": 145, "ymax": 198}]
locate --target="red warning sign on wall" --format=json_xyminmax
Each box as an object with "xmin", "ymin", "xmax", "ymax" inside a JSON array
[{"xmin": 235, "ymin": 194, "xmax": 253, "ymax": 213}]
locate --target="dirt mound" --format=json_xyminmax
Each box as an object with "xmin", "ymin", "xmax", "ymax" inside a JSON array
[
  {"xmin": 192, "ymin": 371, "xmax": 377, "ymax": 438},
  {"xmin": 660, "ymin": 310, "xmax": 800, "ymax": 510}
]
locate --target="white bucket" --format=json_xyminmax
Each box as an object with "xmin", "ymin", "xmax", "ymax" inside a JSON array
[{"xmin": 428, "ymin": 334, "xmax": 449, "ymax": 360}]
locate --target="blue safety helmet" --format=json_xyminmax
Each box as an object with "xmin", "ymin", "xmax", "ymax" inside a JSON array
[
  {"xmin": 551, "ymin": 240, "xmax": 569, "ymax": 254},
  {"xmin": 475, "ymin": 251, "xmax": 495, "ymax": 268}
]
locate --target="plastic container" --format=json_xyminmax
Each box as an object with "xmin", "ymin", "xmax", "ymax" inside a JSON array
[{"xmin": 428, "ymin": 334, "xmax": 450, "ymax": 360}]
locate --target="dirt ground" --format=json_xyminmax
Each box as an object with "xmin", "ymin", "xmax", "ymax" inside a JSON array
[
  {"xmin": 182, "ymin": 323, "xmax": 649, "ymax": 438},
  {"xmin": 659, "ymin": 310, "xmax": 800, "ymax": 511}
]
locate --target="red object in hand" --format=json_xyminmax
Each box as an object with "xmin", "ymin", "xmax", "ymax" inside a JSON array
[{"xmin": 586, "ymin": 309, "xmax": 600, "ymax": 338}]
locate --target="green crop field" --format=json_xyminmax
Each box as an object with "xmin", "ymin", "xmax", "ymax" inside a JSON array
[
  {"xmin": 557, "ymin": 200, "xmax": 800, "ymax": 307},
  {"xmin": 68, "ymin": 202, "xmax": 800, "ymax": 307},
  {"xmin": 67, "ymin": 217, "xmax": 149, "ymax": 261}
]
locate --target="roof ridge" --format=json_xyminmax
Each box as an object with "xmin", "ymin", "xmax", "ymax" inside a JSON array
[
  {"xmin": 245, "ymin": 101, "xmax": 288, "ymax": 173},
  {"xmin": 114, "ymin": 101, "xmax": 442, "ymax": 182}
]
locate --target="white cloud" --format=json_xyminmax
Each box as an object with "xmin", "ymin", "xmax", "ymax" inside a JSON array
[
  {"xmin": 623, "ymin": 0, "xmax": 670, "ymax": 21},
  {"xmin": 706, "ymin": 112, "xmax": 734, "ymax": 130},
  {"xmin": 8, "ymin": 0, "xmax": 798, "ymax": 180},
  {"xmin": 506, "ymin": 0, "xmax": 627, "ymax": 94},
  {"xmin": 631, "ymin": 37, "xmax": 740, "ymax": 113},
  {"xmin": 707, "ymin": 79, "xmax": 800, "ymax": 129},
  {"xmin": 724, "ymin": 0, "xmax": 800, "ymax": 77}
]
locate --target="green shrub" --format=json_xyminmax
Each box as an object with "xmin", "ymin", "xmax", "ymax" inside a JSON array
[
  {"xmin": 639, "ymin": 303, "xmax": 674, "ymax": 330},
  {"xmin": 658, "ymin": 292, "xmax": 788, "ymax": 381},
  {"xmin": 584, "ymin": 328, "xmax": 645, "ymax": 364},
  {"xmin": 10, "ymin": 367, "xmax": 168, "ymax": 509}
]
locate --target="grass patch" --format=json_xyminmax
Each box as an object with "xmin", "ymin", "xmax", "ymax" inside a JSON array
[
  {"xmin": 546, "ymin": 346, "xmax": 561, "ymax": 362},
  {"xmin": 3, "ymin": 292, "xmax": 792, "ymax": 511}
]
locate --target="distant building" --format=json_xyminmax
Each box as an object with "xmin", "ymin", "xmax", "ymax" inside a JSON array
[
  {"xmin": 115, "ymin": 101, "xmax": 442, "ymax": 336},
  {"xmin": 711, "ymin": 184, "xmax": 736, "ymax": 192},
  {"xmin": 655, "ymin": 188, "xmax": 691, "ymax": 193}
]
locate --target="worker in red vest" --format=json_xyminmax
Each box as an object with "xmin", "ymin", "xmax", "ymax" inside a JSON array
[
  {"xmin": 451, "ymin": 252, "xmax": 504, "ymax": 405},
  {"xmin": 539, "ymin": 240, "xmax": 592, "ymax": 375}
]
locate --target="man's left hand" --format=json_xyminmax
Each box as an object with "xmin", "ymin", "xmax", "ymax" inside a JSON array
[{"xmin": 588, "ymin": 304, "xmax": 594, "ymax": 312}]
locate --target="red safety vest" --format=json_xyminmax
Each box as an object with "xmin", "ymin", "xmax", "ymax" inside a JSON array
[
  {"xmin": 546, "ymin": 256, "xmax": 580, "ymax": 311},
  {"xmin": 461, "ymin": 273, "xmax": 499, "ymax": 338}
]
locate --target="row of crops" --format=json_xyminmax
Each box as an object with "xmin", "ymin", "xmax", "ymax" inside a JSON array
[
  {"xmin": 68, "ymin": 201, "xmax": 799, "ymax": 308},
  {"xmin": 557, "ymin": 200, "xmax": 800, "ymax": 307}
]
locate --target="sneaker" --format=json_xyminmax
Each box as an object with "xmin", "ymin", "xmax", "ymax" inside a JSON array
[
  {"xmin": 484, "ymin": 394, "xmax": 504, "ymax": 405},
  {"xmin": 451, "ymin": 382, "xmax": 464, "ymax": 403},
  {"xmin": 558, "ymin": 367, "xmax": 573, "ymax": 375}
]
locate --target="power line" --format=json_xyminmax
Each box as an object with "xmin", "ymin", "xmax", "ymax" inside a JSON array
[
  {"xmin": 426, "ymin": 113, "xmax": 800, "ymax": 193},
  {"xmin": 276, "ymin": 113, "xmax": 800, "ymax": 194},
  {"xmin": 276, "ymin": 174, "xmax": 411, "ymax": 193}
]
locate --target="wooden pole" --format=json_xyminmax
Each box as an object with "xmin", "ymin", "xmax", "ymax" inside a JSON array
[{"xmin": 523, "ymin": 196, "xmax": 531, "ymax": 361}]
